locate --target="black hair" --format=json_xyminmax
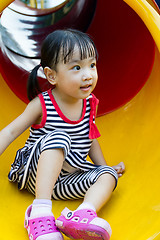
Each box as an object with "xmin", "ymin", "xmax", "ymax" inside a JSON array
[{"xmin": 27, "ymin": 28, "xmax": 98, "ymax": 101}]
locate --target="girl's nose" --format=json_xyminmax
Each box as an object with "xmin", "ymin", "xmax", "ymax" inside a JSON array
[{"xmin": 82, "ymin": 71, "xmax": 92, "ymax": 81}]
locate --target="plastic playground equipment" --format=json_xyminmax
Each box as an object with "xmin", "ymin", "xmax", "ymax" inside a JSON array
[{"xmin": 0, "ymin": 0, "xmax": 160, "ymax": 239}]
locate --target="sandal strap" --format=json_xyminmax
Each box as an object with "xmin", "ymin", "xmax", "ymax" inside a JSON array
[
  {"xmin": 60, "ymin": 207, "xmax": 98, "ymax": 222},
  {"xmin": 25, "ymin": 215, "xmax": 59, "ymax": 240},
  {"xmin": 61, "ymin": 207, "xmax": 74, "ymax": 219}
]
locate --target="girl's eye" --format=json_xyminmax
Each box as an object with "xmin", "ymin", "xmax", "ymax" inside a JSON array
[
  {"xmin": 90, "ymin": 63, "xmax": 96, "ymax": 68},
  {"xmin": 72, "ymin": 65, "xmax": 81, "ymax": 70}
]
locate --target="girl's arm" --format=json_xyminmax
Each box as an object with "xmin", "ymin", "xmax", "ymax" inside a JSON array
[
  {"xmin": 89, "ymin": 139, "xmax": 125, "ymax": 177},
  {"xmin": 0, "ymin": 96, "xmax": 42, "ymax": 156},
  {"xmin": 89, "ymin": 139, "xmax": 107, "ymax": 165}
]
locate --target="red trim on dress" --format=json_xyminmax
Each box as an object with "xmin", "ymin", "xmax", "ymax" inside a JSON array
[
  {"xmin": 31, "ymin": 89, "xmax": 100, "ymax": 139},
  {"xmin": 48, "ymin": 89, "xmax": 86, "ymax": 124},
  {"xmin": 89, "ymin": 93, "xmax": 101, "ymax": 139},
  {"xmin": 32, "ymin": 94, "xmax": 47, "ymax": 129}
]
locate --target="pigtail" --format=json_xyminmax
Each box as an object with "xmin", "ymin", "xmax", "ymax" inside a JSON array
[{"xmin": 27, "ymin": 64, "xmax": 42, "ymax": 101}]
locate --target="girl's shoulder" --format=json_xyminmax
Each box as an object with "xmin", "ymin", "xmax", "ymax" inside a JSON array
[
  {"xmin": 37, "ymin": 89, "xmax": 53, "ymax": 107},
  {"xmin": 27, "ymin": 95, "xmax": 42, "ymax": 115}
]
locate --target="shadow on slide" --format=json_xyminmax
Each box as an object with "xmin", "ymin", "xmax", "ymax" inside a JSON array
[{"xmin": 1, "ymin": 0, "xmax": 160, "ymax": 239}]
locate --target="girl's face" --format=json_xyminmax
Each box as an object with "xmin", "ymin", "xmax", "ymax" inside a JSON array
[{"xmin": 52, "ymin": 45, "xmax": 98, "ymax": 102}]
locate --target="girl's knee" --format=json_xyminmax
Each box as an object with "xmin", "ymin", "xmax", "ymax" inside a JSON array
[
  {"xmin": 99, "ymin": 172, "xmax": 116, "ymax": 183},
  {"xmin": 96, "ymin": 165, "xmax": 118, "ymax": 190},
  {"xmin": 97, "ymin": 173, "xmax": 117, "ymax": 192},
  {"xmin": 40, "ymin": 131, "xmax": 71, "ymax": 158}
]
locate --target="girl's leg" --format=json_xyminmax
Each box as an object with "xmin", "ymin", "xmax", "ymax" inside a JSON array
[
  {"xmin": 25, "ymin": 149, "xmax": 64, "ymax": 240},
  {"xmin": 36, "ymin": 149, "xmax": 64, "ymax": 199},
  {"xmin": 56, "ymin": 170, "xmax": 117, "ymax": 240},
  {"xmin": 30, "ymin": 148, "xmax": 64, "ymax": 217},
  {"xmin": 82, "ymin": 173, "xmax": 116, "ymax": 212}
]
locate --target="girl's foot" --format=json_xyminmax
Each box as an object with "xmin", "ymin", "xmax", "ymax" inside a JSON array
[
  {"xmin": 25, "ymin": 205, "xmax": 64, "ymax": 240},
  {"xmin": 56, "ymin": 208, "xmax": 111, "ymax": 240}
]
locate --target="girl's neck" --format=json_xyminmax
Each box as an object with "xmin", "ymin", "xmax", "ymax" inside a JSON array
[
  {"xmin": 51, "ymin": 89, "xmax": 84, "ymax": 121},
  {"xmin": 52, "ymin": 88, "xmax": 80, "ymax": 104}
]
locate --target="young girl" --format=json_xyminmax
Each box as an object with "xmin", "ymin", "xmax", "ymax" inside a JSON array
[{"xmin": 0, "ymin": 29, "xmax": 125, "ymax": 240}]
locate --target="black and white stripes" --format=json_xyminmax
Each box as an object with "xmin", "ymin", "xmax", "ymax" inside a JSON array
[{"xmin": 8, "ymin": 90, "xmax": 118, "ymax": 198}]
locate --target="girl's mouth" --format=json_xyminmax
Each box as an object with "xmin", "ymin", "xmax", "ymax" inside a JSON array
[{"xmin": 80, "ymin": 84, "xmax": 92, "ymax": 91}]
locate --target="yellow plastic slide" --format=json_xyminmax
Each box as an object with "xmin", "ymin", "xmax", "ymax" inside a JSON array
[{"xmin": 1, "ymin": 0, "xmax": 160, "ymax": 239}]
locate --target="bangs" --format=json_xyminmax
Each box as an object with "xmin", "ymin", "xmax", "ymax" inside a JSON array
[
  {"xmin": 59, "ymin": 32, "xmax": 98, "ymax": 63},
  {"xmin": 41, "ymin": 29, "xmax": 98, "ymax": 69}
]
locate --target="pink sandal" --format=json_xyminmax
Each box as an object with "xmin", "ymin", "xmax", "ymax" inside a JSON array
[
  {"xmin": 56, "ymin": 208, "xmax": 112, "ymax": 240},
  {"xmin": 24, "ymin": 205, "xmax": 63, "ymax": 240}
]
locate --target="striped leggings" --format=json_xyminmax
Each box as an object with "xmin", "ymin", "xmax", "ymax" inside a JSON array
[{"xmin": 12, "ymin": 131, "xmax": 118, "ymax": 200}]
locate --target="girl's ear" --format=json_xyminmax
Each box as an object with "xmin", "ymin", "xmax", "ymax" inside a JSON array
[{"xmin": 44, "ymin": 67, "xmax": 57, "ymax": 86}]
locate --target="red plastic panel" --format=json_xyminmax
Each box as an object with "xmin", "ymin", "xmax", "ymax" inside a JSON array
[
  {"xmin": 87, "ymin": 0, "xmax": 155, "ymax": 115},
  {"xmin": 0, "ymin": 0, "xmax": 155, "ymax": 115}
]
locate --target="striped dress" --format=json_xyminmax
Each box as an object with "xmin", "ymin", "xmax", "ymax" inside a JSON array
[{"xmin": 8, "ymin": 89, "xmax": 118, "ymax": 200}]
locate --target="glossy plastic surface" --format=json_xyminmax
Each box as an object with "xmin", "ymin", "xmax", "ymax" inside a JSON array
[{"xmin": 0, "ymin": 0, "xmax": 155, "ymax": 114}]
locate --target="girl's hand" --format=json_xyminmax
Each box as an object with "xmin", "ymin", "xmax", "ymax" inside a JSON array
[{"xmin": 112, "ymin": 162, "xmax": 125, "ymax": 178}]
